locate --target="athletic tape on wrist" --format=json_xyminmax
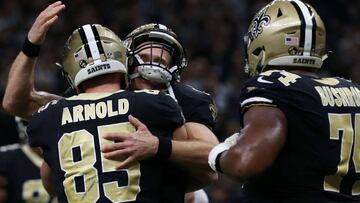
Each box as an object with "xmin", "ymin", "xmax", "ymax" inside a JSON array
[{"xmin": 208, "ymin": 143, "xmax": 229, "ymax": 172}]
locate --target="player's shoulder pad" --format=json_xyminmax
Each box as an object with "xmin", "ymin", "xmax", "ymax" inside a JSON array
[
  {"xmin": 133, "ymin": 89, "xmax": 175, "ymax": 102},
  {"xmin": 173, "ymin": 84, "xmax": 217, "ymax": 126},
  {"xmin": 242, "ymin": 70, "xmax": 303, "ymax": 92},
  {"xmin": 173, "ymin": 84, "xmax": 215, "ymax": 107},
  {"xmin": 28, "ymin": 100, "xmax": 62, "ymax": 148},
  {"xmin": 31, "ymin": 99, "xmax": 61, "ymax": 125},
  {"xmin": 36, "ymin": 100, "xmax": 59, "ymax": 114},
  {"xmin": 173, "ymin": 84, "xmax": 212, "ymax": 99},
  {"xmin": 133, "ymin": 89, "xmax": 179, "ymax": 109}
]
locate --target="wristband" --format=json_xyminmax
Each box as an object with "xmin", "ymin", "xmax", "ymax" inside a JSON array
[
  {"xmin": 208, "ymin": 142, "xmax": 229, "ymax": 172},
  {"xmin": 22, "ymin": 37, "xmax": 41, "ymax": 57},
  {"xmin": 224, "ymin": 132, "xmax": 240, "ymax": 146},
  {"xmin": 155, "ymin": 136, "xmax": 172, "ymax": 160}
]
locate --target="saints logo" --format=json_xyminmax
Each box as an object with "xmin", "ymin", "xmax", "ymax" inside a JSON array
[{"xmin": 249, "ymin": 7, "xmax": 271, "ymax": 40}]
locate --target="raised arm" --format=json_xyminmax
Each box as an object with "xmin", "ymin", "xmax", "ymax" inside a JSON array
[{"xmin": 2, "ymin": 1, "xmax": 65, "ymax": 120}]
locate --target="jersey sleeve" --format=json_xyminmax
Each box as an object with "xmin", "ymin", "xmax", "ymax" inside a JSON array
[
  {"xmin": 153, "ymin": 92, "xmax": 185, "ymax": 130},
  {"xmin": 134, "ymin": 91, "xmax": 185, "ymax": 135},
  {"xmin": 27, "ymin": 100, "xmax": 60, "ymax": 149},
  {"xmin": 174, "ymin": 84, "xmax": 217, "ymax": 129}
]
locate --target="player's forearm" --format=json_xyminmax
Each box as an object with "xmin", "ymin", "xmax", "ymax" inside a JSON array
[
  {"xmin": 3, "ymin": 52, "xmax": 62, "ymax": 119},
  {"xmin": 3, "ymin": 52, "xmax": 37, "ymax": 117},
  {"xmin": 170, "ymin": 122, "xmax": 219, "ymax": 170},
  {"xmin": 170, "ymin": 139, "xmax": 215, "ymax": 170}
]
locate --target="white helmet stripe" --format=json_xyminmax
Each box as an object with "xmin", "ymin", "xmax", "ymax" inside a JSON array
[
  {"xmin": 82, "ymin": 24, "xmax": 101, "ymax": 61},
  {"xmin": 306, "ymin": 4, "xmax": 317, "ymax": 51},
  {"xmin": 292, "ymin": 0, "xmax": 313, "ymax": 56}
]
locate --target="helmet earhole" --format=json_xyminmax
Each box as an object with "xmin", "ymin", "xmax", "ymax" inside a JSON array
[{"xmin": 252, "ymin": 47, "xmax": 263, "ymax": 56}]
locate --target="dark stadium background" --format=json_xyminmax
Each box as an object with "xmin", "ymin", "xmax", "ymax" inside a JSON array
[{"xmin": 0, "ymin": 0, "xmax": 359, "ymax": 202}]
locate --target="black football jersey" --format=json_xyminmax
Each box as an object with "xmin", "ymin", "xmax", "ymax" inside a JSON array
[
  {"xmin": 27, "ymin": 90, "xmax": 184, "ymax": 203},
  {"xmin": 171, "ymin": 84, "xmax": 217, "ymax": 129},
  {"xmin": 0, "ymin": 144, "xmax": 56, "ymax": 203},
  {"xmin": 239, "ymin": 70, "xmax": 360, "ymax": 203}
]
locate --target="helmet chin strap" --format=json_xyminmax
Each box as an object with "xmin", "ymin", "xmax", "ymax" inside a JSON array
[
  {"xmin": 56, "ymin": 62, "xmax": 78, "ymax": 94},
  {"xmin": 165, "ymin": 84, "xmax": 178, "ymax": 102}
]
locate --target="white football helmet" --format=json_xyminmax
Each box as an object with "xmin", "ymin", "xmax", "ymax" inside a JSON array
[{"xmin": 244, "ymin": 0, "xmax": 327, "ymax": 76}]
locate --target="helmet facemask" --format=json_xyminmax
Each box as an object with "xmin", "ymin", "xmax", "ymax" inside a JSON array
[{"xmin": 128, "ymin": 40, "xmax": 176, "ymax": 84}]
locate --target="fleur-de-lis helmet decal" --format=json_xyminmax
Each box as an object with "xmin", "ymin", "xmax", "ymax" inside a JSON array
[{"xmin": 249, "ymin": 7, "xmax": 271, "ymax": 40}]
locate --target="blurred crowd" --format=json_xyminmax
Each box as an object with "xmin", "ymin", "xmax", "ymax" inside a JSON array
[{"xmin": 0, "ymin": 0, "xmax": 359, "ymax": 202}]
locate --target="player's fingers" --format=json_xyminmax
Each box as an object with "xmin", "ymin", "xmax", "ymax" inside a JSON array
[
  {"xmin": 49, "ymin": 1, "xmax": 63, "ymax": 8},
  {"xmin": 101, "ymin": 141, "xmax": 130, "ymax": 153},
  {"xmin": 35, "ymin": 3, "xmax": 64, "ymax": 28},
  {"xmin": 43, "ymin": 16, "xmax": 58, "ymax": 30},
  {"xmin": 48, "ymin": 4, "xmax": 66, "ymax": 18},
  {"xmin": 116, "ymin": 157, "xmax": 135, "ymax": 169},
  {"xmin": 41, "ymin": 4, "xmax": 65, "ymax": 24},
  {"xmin": 128, "ymin": 115, "xmax": 148, "ymax": 130},
  {"xmin": 103, "ymin": 148, "xmax": 132, "ymax": 160},
  {"xmin": 103, "ymin": 133, "xmax": 129, "ymax": 141}
]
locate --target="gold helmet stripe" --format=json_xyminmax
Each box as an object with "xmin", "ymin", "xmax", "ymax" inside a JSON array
[
  {"xmin": 82, "ymin": 24, "xmax": 101, "ymax": 61},
  {"xmin": 291, "ymin": 0, "xmax": 314, "ymax": 56}
]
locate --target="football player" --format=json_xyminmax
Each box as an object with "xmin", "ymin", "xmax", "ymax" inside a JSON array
[
  {"xmin": 207, "ymin": 0, "xmax": 360, "ymax": 202},
  {"xmin": 102, "ymin": 23, "xmax": 218, "ymax": 202},
  {"xmin": 27, "ymin": 24, "xmax": 190, "ymax": 203},
  {"xmin": 0, "ymin": 117, "xmax": 57, "ymax": 203}
]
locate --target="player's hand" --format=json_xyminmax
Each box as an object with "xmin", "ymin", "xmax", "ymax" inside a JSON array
[
  {"xmin": 28, "ymin": 1, "xmax": 65, "ymax": 44},
  {"xmin": 101, "ymin": 115, "xmax": 159, "ymax": 170}
]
